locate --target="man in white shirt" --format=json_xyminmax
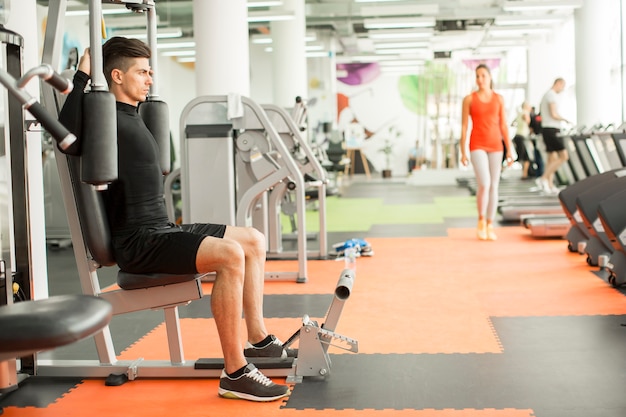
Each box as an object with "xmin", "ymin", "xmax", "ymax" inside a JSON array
[{"xmin": 537, "ymin": 78, "xmax": 570, "ymax": 193}]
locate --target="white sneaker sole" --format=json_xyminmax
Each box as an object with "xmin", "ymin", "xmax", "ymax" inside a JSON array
[{"xmin": 218, "ymin": 387, "xmax": 291, "ymax": 402}]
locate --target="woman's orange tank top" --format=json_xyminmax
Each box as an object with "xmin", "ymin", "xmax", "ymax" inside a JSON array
[{"xmin": 469, "ymin": 91, "xmax": 503, "ymax": 152}]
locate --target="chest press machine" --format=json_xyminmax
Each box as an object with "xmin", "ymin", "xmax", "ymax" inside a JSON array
[
  {"xmin": 0, "ymin": 20, "xmax": 112, "ymax": 410},
  {"xmin": 33, "ymin": 0, "xmax": 357, "ymax": 385}
]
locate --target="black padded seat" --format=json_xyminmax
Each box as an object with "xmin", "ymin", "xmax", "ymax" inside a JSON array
[
  {"xmin": 0, "ymin": 295, "xmax": 112, "ymax": 361},
  {"xmin": 117, "ymin": 271, "xmax": 201, "ymax": 290}
]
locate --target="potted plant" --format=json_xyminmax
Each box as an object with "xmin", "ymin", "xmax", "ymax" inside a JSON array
[{"xmin": 378, "ymin": 126, "xmax": 399, "ymax": 178}]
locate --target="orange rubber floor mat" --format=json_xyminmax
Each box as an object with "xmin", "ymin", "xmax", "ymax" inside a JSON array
[{"xmin": 3, "ymin": 226, "xmax": 624, "ymax": 416}]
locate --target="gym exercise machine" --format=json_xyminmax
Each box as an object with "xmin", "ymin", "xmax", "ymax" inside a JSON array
[
  {"xmin": 179, "ymin": 95, "xmax": 309, "ymax": 282},
  {"xmin": 558, "ymin": 169, "xmax": 626, "ymax": 252},
  {"xmin": 262, "ymin": 103, "xmax": 329, "ymax": 260},
  {"xmin": 574, "ymin": 175, "xmax": 626, "ymax": 267},
  {"xmin": 35, "ymin": 0, "xmax": 357, "ymax": 383},
  {"xmin": 524, "ymin": 129, "xmax": 626, "ymax": 239},
  {"xmin": 598, "ymin": 189, "xmax": 626, "ymax": 287},
  {"xmin": 165, "ymin": 103, "xmax": 332, "ymax": 261},
  {"xmin": 521, "ymin": 132, "xmax": 623, "ymax": 237},
  {"xmin": 498, "ymin": 133, "xmax": 581, "ymax": 223},
  {"xmin": 0, "ymin": 14, "xmax": 112, "ymax": 410}
]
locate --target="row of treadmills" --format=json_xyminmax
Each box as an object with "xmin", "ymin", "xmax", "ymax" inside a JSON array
[{"xmin": 457, "ymin": 128, "xmax": 626, "ymax": 288}]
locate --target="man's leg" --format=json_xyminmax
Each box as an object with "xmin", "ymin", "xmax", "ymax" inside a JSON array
[
  {"xmin": 195, "ymin": 236, "xmax": 248, "ymax": 374},
  {"xmin": 543, "ymin": 149, "xmax": 568, "ymax": 187},
  {"xmin": 550, "ymin": 149, "xmax": 569, "ymax": 186},
  {"xmin": 542, "ymin": 151, "xmax": 557, "ymax": 181},
  {"xmin": 196, "ymin": 234, "xmax": 290, "ymax": 402},
  {"xmin": 222, "ymin": 226, "xmax": 269, "ymax": 345}
]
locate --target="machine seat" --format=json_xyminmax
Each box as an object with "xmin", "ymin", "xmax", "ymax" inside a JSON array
[
  {"xmin": 117, "ymin": 271, "xmax": 201, "ymax": 290},
  {"xmin": 0, "ymin": 295, "xmax": 112, "ymax": 361}
]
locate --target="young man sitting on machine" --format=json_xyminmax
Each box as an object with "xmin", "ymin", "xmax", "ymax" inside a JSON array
[{"xmin": 59, "ymin": 36, "xmax": 292, "ymax": 403}]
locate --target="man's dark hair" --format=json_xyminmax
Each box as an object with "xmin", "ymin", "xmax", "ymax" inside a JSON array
[{"xmin": 102, "ymin": 36, "xmax": 151, "ymax": 86}]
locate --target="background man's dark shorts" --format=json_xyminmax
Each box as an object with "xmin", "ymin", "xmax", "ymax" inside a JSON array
[
  {"xmin": 542, "ymin": 127, "xmax": 565, "ymax": 152},
  {"xmin": 112, "ymin": 223, "xmax": 227, "ymax": 274}
]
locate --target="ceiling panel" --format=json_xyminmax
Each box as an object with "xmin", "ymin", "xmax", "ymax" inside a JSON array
[{"xmin": 35, "ymin": 0, "xmax": 582, "ymax": 62}]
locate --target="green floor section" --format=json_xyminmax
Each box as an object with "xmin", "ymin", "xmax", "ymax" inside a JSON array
[{"xmin": 283, "ymin": 195, "xmax": 477, "ymax": 233}]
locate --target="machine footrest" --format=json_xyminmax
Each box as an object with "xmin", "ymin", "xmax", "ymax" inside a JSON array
[{"xmin": 194, "ymin": 357, "xmax": 294, "ymax": 370}]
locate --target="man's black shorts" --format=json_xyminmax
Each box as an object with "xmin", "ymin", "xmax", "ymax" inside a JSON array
[
  {"xmin": 513, "ymin": 135, "xmax": 529, "ymax": 162},
  {"xmin": 542, "ymin": 127, "xmax": 565, "ymax": 152},
  {"xmin": 112, "ymin": 223, "xmax": 227, "ymax": 274}
]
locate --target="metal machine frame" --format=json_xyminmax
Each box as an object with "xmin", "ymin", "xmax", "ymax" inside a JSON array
[
  {"xmin": 34, "ymin": 0, "xmax": 356, "ymax": 383},
  {"xmin": 179, "ymin": 95, "xmax": 310, "ymax": 282}
]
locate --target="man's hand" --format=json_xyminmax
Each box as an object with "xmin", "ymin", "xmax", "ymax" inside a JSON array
[{"xmin": 77, "ymin": 48, "xmax": 91, "ymax": 76}]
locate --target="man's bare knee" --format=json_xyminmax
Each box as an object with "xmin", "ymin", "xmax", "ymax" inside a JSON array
[
  {"xmin": 246, "ymin": 227, "xmax": 266, "ymax": 257},
  {"xmin": 196, "ymin": 237, "xmax": 245, "ymax": 275}
]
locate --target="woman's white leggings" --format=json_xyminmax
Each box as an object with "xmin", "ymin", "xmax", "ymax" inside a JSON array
[{"xmin": 470, "ymin": 149, "xmax": 503, "ymax": 222}]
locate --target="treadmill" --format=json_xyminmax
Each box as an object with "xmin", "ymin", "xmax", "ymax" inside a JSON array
[
  {"xmin": 525, "ymin": 130, "xmax": 625, "ymax": 238},
  {"xmin": 611, "ymin": 132, "xmax": 626, "ymax": 166},
  {"xmin": 558, "ymin": 168, "xmax": 626, "ymax": 251},
  {"xmin": 574, "ymin": 175, "xmax": 626, "ymax": 266},
  {"xmin": 598, "ymin": 189, "xmax": 626, "ymax": 287},
  {"xmin": 504, "ymin": 134, "xmax": 580, "ymax": 225},
  {"xmin": 588, "ymin": 132, "xmax": 622, "ymax": 172}
]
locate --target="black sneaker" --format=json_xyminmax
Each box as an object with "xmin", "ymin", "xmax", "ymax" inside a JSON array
[
  {"xmin": 244, "ymin": 334, "xmax": 298, "ymax": 358},
  {"xmin": 218, "ymin": 364, "xmax": 290, "ymax": 402}
]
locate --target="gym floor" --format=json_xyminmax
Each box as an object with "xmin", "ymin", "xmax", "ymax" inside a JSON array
[{"xmin": 2, "ymin": 174, "xmax": 626, "ymax": 417}]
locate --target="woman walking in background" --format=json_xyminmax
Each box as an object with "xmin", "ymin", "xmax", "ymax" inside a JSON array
[
  {"xmin": 460, "ymin": 64, "xmax": 512, "ymax": 241},
  {"xmin": 512, "ymin": 101, "xmax": 532, "ymax": 180}
]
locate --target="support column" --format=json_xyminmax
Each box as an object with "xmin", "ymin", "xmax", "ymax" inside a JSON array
[
  {"xmin": 192, "ymin": 0, "xmax": 249, "ymax": 96},
  {"xmin": 574, "ymin": 0, "xmax": 612, "ymax": 126},
  {"xmin": 6, "ymin": 0, "xmax": 48, "ymax": 300},
  {"xmin": 270, "ymin": 0, "xmax": 307, "ymax": 108},
  {"xmin": 306, "ymin": 30, "xmax": 338, "ymax": 136}
]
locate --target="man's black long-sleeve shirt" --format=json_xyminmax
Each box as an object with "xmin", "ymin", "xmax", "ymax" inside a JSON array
[{"xmin": 58, "ymin": 71, "xmax": 170, "ymax": 236}]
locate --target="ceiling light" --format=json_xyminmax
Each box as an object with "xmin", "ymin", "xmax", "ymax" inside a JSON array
[
  {"xmin": 374, "ymin": 41, "xmax": 429, "ymax": 49},
  {"xmin": 66, "ymin": 8, "xmax": 131, "ymax": 17},
  {"xmin": 306, "ymin": 51, "xmax": 330, "ymax": 58},
  {"xmin": 494, "ymin": 15, "xmax": 565, "ymax": 26},
  {"xmin": 176, "ymin": 57, "xmax": 196, "ymax": 63},
  {"xmin": 247, "ymin": 11, "xmax": 294, "ymax": 22},
  {"xmin": 360, "ymin": 4, "xmax": 439, "ymax": 16},
  {"xmin": 364, "ymin": 17, "xmax": 435, "ymax": 29},
  {"xmin": 502, "ymin": 0, "xmax": 582, "ymax": 12},
  {"xmin": 368, "ymin": 28, "xmax": 433, "ymax": 40},
  {"xmin": 156, "ymin": 41, "xmax": 196, "ymax": 49},
  {"xmin": 247, "ymin": 0, "xmax": 283, "ymax": 7},
  {"xmin": 113, "ymin": 27, "xmax": 183, "ymax": 39},
  {"xmin": 161, "ymin": 50, "xmax": 196, "ymax": 57}
]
